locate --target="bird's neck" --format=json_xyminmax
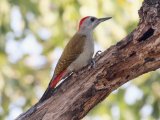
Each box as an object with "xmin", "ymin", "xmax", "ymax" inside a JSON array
[{"xmin": 78, "ymin": 28, "xmax": 93, "ymax": 36}]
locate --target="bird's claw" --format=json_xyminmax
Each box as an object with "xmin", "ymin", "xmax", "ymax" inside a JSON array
[
  {"xmin": 88, "ymin": 50, "xmax": 102, "ymax": 69},
  {"xmin": 94, "ymin": 50, "xmax": 102, "ymax": 58},
  {"xmin": 89, "ymin": 59, "xmax": 96, "ymax": 69}
]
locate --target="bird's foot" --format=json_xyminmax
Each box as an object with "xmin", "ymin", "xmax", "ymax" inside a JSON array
[
  {"xmin": 94, "ymin": 50, "xmax": 102, "ymax": 58},
  {"xmin": 89, "ymin": 58, "xmax": 96, "ymax": 69},
  {"xmin": 89, "ymin": 50, "xmax": 102, "ymax": 69}
]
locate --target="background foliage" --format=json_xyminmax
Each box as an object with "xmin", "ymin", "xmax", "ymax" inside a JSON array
[{"xmin": 0, "ymin": 0, "xmax": 159, "ymax": 120}]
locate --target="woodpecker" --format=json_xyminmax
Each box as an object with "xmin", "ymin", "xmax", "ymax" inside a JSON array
[{"xmin": 39, "ymin": 16, "xmax": 111, "ymax": 103}]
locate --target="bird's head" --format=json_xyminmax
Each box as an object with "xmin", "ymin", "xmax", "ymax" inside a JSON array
[{"xmin": 78, "ymin": 16, "xmax": 112, "ymax": 31}]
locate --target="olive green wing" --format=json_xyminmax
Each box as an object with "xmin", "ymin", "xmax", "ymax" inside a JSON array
[{"xmin": 54, "ymin": 33, "xmax": 86, "ymax": 76}]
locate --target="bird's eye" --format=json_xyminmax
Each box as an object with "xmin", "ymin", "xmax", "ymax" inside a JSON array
[{"xmin": 90, "ymin": 17, "xmax": 95, "ymax": 22}]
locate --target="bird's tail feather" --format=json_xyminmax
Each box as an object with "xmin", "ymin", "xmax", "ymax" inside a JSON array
[
  {"xmin": 38, "ymin": 71, "xmax": 66, "ymax": 103},
  {"xmin": 38, "ymin": 85, "xmax": 54, "ymax": 103}
]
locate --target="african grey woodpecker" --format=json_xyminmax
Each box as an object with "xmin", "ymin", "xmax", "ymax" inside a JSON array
[{"xmin": 39, "ymin": 16, "xmax": 112, "ymax": 102}]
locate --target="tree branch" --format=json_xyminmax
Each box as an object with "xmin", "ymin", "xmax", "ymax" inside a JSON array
[{"xmin": 16, "ymin": 0, "xmax": 160, "ymax": 119}]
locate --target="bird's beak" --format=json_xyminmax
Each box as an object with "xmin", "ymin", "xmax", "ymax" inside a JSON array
[
  {"xmin": 92, "ymin": 17, "xmax": 112, "ymax": 29},
  {"xmin": 97, "ymin": 17, "xmax": 112, "ymax": 23}
]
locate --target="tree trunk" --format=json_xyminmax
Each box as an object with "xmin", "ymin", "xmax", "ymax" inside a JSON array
[{"xmin": 16, "ymin": 0, "xmax": 160, "ymax": 119}]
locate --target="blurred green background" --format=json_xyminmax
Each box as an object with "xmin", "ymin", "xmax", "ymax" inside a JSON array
[{"xmin": 0, "ymin": 0, "xmax": 160, "ymax": 120}]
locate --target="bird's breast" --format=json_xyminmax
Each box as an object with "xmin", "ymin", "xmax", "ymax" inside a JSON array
[
  {"xmin": 83, "ymin": 35, "xmax": 94, "ymax": 59},
  {"xmin": 68, "ymin": 33, "xmax": 94, "ymax": 72}
]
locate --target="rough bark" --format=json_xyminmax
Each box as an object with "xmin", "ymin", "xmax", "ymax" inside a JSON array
[{"xmin": 16, "ymin": 0, "xmax": 160, "ymax": 119}]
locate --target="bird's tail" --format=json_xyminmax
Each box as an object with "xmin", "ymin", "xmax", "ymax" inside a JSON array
[
  {"xmin": 39, "ymin": 85, "xmax": 54, "ymax": 103},
  {"xmin": 39, "ymin": 71, "xmax": 65, "ymax": 103}
]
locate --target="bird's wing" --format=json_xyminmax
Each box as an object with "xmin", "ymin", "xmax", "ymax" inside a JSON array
[
  {"xmin": 54, "ymin": 33, "xmax": 86, "ymax": 76},
  {"xmin": 39, "ymin": 33, "xmax": 86, "ymax": 102}
]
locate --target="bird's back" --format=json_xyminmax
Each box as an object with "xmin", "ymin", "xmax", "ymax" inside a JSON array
[{"xmin": 53, "ymin": 33, "xmax": 86, "ymax": 77}]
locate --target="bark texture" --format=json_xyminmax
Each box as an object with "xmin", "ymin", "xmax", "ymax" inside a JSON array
[{"xmin": 16, "ymin": 0, "xmax": 160, "ymax": 119}]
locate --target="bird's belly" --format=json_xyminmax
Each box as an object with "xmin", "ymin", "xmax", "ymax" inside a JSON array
[{"xmin": 68, "ymin": 40, "xmax": 94, "ymax": 72}]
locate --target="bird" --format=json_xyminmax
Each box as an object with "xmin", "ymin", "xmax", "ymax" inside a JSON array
[{"xmin": 39, "ymin": 16, "xmax": 112, "ymax": 103}]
